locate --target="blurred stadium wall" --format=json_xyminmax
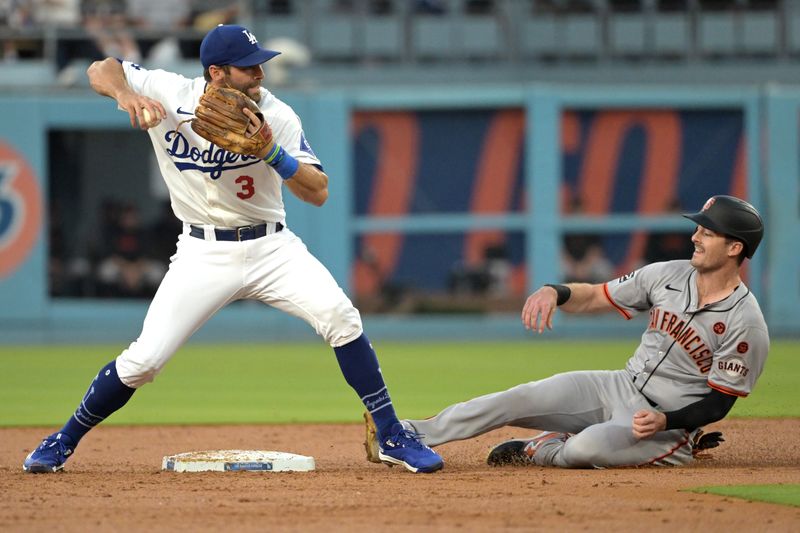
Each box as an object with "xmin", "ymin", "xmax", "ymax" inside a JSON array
[{"xmin": 1, "ymin": 1, "xmax": 798, "ymax": 342}]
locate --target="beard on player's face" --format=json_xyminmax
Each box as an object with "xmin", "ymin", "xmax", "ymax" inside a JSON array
[
  {"xmin": 210, "ymin": 65, "xmax": 261, "ymax": 103},
  {"xmin": 222, "ymin": 73, "xmax": 262, "ymax": 103}
]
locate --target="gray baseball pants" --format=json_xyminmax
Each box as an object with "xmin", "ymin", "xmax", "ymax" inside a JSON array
[{"xmin": 405, "ymin": 370, "xmax": 695, "ymax": 468}]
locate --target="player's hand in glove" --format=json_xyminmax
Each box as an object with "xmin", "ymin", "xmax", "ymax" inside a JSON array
[
  {"xmin": 691, "ymin": 429, "xmax": 724, "ymax": 457},
  {"xmin": 190, "ymin": 85, "xmax": 273, "ymax": 157}
]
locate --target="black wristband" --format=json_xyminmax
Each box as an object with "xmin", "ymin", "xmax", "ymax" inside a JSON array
[{"xmin": 544, "ymin": 284, "xmax": 571, "ymax": 306}]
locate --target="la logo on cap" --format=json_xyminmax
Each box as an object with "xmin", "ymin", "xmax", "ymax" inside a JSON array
[
  {"xmin": 702, "ymin": 197, "xmax": 716, "ymax": 211},
  {"xmin": 242, "ymin": 29, "xmax": 257, "ymax": 45}
]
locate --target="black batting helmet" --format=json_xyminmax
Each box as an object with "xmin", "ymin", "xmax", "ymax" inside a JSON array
[{"xmin": 683, "ymin": 195, "xmax": 764, "ymax": 258}]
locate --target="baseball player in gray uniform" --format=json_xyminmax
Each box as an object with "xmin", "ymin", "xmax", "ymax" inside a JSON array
[
  {"xmin": 367, "ymin": 195, "xmax": 767, "ymax": 468},
  {"xmin": 23, "ymin": 24, "xmax": 442, "ymax": 474}
]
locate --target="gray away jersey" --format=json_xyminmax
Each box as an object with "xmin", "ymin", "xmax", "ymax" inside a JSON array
[{"xmin": 604, "ymin": 260, "xmax": 769, "ymax": 411}]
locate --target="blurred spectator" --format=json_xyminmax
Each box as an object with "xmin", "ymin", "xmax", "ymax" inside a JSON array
[
  {"xmin": 562, "ymin": 232, "xmax": 613, "ymax": 283},
  {"xmin": 48, "ymin": 199, "xmax": 93, "ymax": 297},
  {"xmin": 32, "ymin": 0, "xmax": 80, "ymax": 27},
  {"xmin": 644, "ymin": 228, "xmax": 695, "ymax": 264},
  {"xmin": 449, "ymin": 242, "xmax": 511, "ymax": 297},
  {"xmin": 83, "ymin": 7, "xmax": 141, "ymax": 63},
  {"xmin": 3, "ymin": 40, "xmax": 18, "ymax": 61},
  {"xmin": 561, "ymin": 198, "xmax": 613, "ymax": 283},
  {"xmin": 2, "ymin": 0, "xmax": 34, "ymax": 26},
  {"xmin": 191, "ymin": 3, "xmax": 238, "ymax": 32},
  {"xmin": 126, "ymin": 0, "xmax": 193, "ymax": 64},
  {"xmin": 644, "ymin": 199, "xmax": 695, "ymax": 264},
  {"xmin": 31, "ymin": 0, "xmax": 81, "ymax": 70},
  {"xmin": 46, "ymin": 0, "xmax": 135, "ymax": 78},
  {"xmin": 0, "ymin": 0, "xmax": 10, "ymax": 23},
  {"xmin": 1, "ymin": 0, "xmax": 36, "ymax": 61},
  {"xmin": 263, "ymin": 36, "xmax": 311, "ymax": 86},
  {"xmin": 95, "ymin": 203, "xmax": 165, "ymax": 298},
  {"xmin": 82, "ymin": 0, "xmax": 126, "ymax": 19},
  {"xmin": 483, "ymin": 242, "xmax": 512, "ymax": 297},
  {"xmin": 126, "ymin": 0, "xmax": 190, "ymax": 30}
]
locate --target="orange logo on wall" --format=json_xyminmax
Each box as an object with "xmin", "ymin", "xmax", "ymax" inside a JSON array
[{"xmin": 0, "ymin": 142, "xmax": 42, "ymax": 278}]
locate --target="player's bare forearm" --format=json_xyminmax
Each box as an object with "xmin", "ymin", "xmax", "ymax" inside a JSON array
[
  {"xmin": 87, "ymin": 58, "xmax": 131, "ymax": 99},
  {"xmin": 285, "ymin": 164, "xmax": 329, "ymax": 206},
  {"xmin": 522, "ymin": 283, "xmax": 613, "ymax": 333},
  {"xmin": 87, "ymin": 58, "xmax": 166, "ymax": 130},
  {"xmin": 560, "ymin": 283, "xmax": 613, "ymax": 314}
]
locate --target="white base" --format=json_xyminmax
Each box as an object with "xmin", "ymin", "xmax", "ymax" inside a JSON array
[{"xmin": 162, "ymin": 450, "xmax": 316, "ymax": 473}]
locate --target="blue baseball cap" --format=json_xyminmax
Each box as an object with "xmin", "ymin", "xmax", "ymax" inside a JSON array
[{"xmin": 200, "ymin": 24, "xmax": 280, "ymax": 69}]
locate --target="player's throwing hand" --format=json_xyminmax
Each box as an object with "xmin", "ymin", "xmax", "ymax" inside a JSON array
[{"xmin": 118, "ymin": 94, "xmax": 166, "ymax": 130}]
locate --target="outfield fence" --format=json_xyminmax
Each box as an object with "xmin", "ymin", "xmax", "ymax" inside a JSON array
[{"xmin": 0, "ymin": 83, "xmax": 797, "ymax": 342}]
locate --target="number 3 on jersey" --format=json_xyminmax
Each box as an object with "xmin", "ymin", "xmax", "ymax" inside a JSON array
[{"xmin": 235, "ymin": 175, "xmax": 255, "ymax": 199}]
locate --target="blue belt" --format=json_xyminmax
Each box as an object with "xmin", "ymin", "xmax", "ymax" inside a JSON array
[{"xmin": 189, "ymin": 222, "xmax": 284, "ymax": 241}]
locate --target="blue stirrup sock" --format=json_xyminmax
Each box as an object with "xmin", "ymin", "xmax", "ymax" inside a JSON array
[
  {"xmin": 60, "ymin": 359, "xmax": 136, "ymax": 446},
  {"xmin": 334, "ymin": 333, "xmax": 399, "ymax": 440}
]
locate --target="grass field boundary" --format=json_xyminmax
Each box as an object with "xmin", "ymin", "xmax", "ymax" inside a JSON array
[{"xmin": 687, "ymin": 484, "xmax": 800, "ymax": 507}]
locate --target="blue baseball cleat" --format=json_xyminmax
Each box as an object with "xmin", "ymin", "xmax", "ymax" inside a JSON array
[
  {"xmin": 23, "ymin": 433, "xmax": 75, "ymax": 473},
  {"xmin": 378, "ymin": 423, "xmax": 444, "ymax": 473}
]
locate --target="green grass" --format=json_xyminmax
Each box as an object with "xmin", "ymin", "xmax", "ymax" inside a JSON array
[
  {"xmin": 0, "ymin": 340, "xmax": 797, "ymax": 426},
  {"xmin": 688, "ymin": 484, "xmax": 800, "ymax": 507}
]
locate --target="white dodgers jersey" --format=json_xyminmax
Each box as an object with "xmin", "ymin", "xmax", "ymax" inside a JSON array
[{"xmin": 121, "ymin": 61, "xmax": 322, "ymax": 227}]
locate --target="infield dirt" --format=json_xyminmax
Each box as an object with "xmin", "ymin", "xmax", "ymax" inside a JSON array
[{"xmin": 2, "ymin": 419, "xmax": 799, "ymax": 532}]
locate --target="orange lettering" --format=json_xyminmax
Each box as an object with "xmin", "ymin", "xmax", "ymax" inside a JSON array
[
  {"xmin": 666, "ymin": 314, "xmax": 678, "ymax": 334},
  {"xmin": 660, "ymin": 311, "xmax": 672, "ymax": 331},
  {"xmin": 649, "ymin": 308, "xmax": 660, "ymax": 329},
  {"xmin": 670, "ymin": 320, "xmax": 685, "ymax": 339},
  {"xmin": 683, "ymin": 335, "xmax": 701, "ymax": 352},
  {"xmin": 676, "ymin": 326, "xmax": 694, "ymax": 345}
]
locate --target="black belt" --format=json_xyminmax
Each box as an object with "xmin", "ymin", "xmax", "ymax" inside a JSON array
[{"xmin": 189, "ymin": 222, "xmax": 283, "ymax": 241}]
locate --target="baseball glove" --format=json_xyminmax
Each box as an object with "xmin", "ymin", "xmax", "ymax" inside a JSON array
[
  {"xmin": 691, "ymin": 429, "xmax": 724, "ymax": 457},
  {"xmin": 189, "ymin": 86, "xmax": 273, "ymax": 156}
]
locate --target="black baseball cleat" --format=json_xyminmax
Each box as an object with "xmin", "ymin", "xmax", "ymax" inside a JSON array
[
  {"xmin": 486, "ymin": 439, "xmax": 534, "ymax": 466},
  {"xmin": 487, "ymin": 432, "xmax": 571, "ymax": 466}
]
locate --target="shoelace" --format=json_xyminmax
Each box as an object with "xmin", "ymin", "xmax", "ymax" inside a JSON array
[
  {"xmin": 390, "ymin": 429, "xmax": 428, "ymax": 450},
  {"xmin": 37, "ymin": 437, "xmax": 72, "ymax": 456}
]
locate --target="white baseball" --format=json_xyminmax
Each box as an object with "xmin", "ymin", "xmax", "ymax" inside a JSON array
[{"xmin": 142, "ymin": 108, "xmax": 153, "ymax": 126}]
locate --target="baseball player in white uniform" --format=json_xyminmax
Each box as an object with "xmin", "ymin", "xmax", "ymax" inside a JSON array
[
  {"xmin": 23, "ymin": 24, "xmax": 443, "ymax": 474},
  {"xmin": 367, "ymin": 195, "xmax": 768, "ymax": 468}
]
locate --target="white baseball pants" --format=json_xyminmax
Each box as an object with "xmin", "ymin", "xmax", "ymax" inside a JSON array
[{"xmin": 115, "ymin": 226, "xmax": 363, "ymax": 387}]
